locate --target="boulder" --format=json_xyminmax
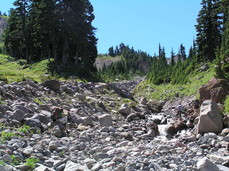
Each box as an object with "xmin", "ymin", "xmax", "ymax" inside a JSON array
[
  {"xmin": 223, "ymin": 115, "xmax": 229, "ymax": 128},
  {"xmin": 166, "ymin": 120, "xmax": 187, "ymax": 135},
  {"xmin": 43, "ymin": 80, "xmax": 60, "ymax": 91},
  {"xmin": 25, "ymin": 118, "xmax": 41, "ymax": 128},
  {"xmin": 126, "ymin": 112, "xmax": 145, "ymax": 122},
  {"xmin": 146, "ymin": 100, "xmax": 163, "ymax": 113},
  {"xmin": 74, "ymin": 93, "xmax": 86, "ymax": 101},
  {"xmin": 0, "ymin": 165, "xmax": 6, "ymax": 171},
  {"xmin": 64, "ymin": 161, "xmax": 90, "ymax": 171},
  {"xmin": 197, "ymin": 158, "xmax": 219, "ymax": 171},
  {"xmin": 197, "ymin": 100, "xmax": 223, "ymax": 134},
  {"xmin": 98, "ymin": 114, "xmax": 113, "ymax": 127},
  {"xmin": 146, "ymin": 121, "xmax": 159, "ymax": 135},
  {"xmin": 199, "ymin": 78, "xmax": 229, "ymax": 103},
  {"xmin": 11, "ymin": 109, "xmax": 25, "ymax": 122},
  {"xmin": 119, "ymin": 104, "xmax": 131, "ymax": 116}
]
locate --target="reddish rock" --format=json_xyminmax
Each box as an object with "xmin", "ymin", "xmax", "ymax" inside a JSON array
[
  {"xmin": 199, "ymin": 78, "xmax": 229, "ymax": 104},
  {"xmin": 166, "ymin": 120, "xmax": 187, "ymax": 135}
]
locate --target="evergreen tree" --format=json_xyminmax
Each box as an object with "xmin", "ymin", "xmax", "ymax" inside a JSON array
[
  {"xmin": 179, "ymin": 43, "xmax": 186, "ymax": 61},
  {"xmin": 4, "ymin": 0, "xmax": 97, "ymax": 70},
  {"xmin": 4, "ymin": 0, "xmax": 29, "ymax": 59},
  {"xmin": 108, "ymin": 46, "xmax": 115, "ymax": 57},
  {"xmin": 195, "ymin": 0, "xmax": 222, "ymax": 62},
  {"xmin": 171, "ymin": 48, "xmax": 175, "ymax": 66}
]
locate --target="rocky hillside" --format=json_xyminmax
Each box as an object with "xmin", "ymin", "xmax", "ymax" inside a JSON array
[
  {"xmin": 0, "ymin": 78, "xmax": 228, "ymax": 171},
  {"xmin": 95, "ymin": 56, "xmax": 122, "ymax": 70},
  {"xmin": 0, "ymin": 16, "xmax": 7, "ymax": 37}
]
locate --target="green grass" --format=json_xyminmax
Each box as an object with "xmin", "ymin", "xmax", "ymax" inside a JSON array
[
  {"xmin": 0, "ymin": 15, "xmax": 9, "ymax": 21},
  {"xmin": 0, "ymin": 54, "xmax": 59, "ymax": 83},
  {"xmin": 0, "ymin": 161, "xmax": 6, "ymax": 166},
  {"xmin": 224, "ymin": 96, "xmax": 229, "ymax": 114},
  {"xmin": 97, "ymin": 54, "xmax": 122, "ymax": 60},
  {"xmin": 135, "ymin": 64, "xmax": 215, "ymax": 101},
  {"xmin": 0, "ymin": 131, "xmax": 16, "ymax": 141},
  {"xmin": 17, "ymin": 125, "xmax": 32, "ymax": 135},
  {"xmin": 25, "ymin": 157, "xmax": 39, "ymax": 171}
]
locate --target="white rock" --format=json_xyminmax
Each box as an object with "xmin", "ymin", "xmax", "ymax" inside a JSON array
[
  {"xmin": 197, "ymin": 100, "xmax": 223, "ymax": 134},
  {"xmin": 64, "ymin": 161, "xmax": 89, "ymax": 171}
]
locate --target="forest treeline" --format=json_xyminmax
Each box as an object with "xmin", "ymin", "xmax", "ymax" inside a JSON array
[
  {"xmin": 1, "ymin": 0, "xmax": 228, "ymax": 82},
  {"xmin": 99, "ymin": 0, "xmax": 228, "ymax": 83},
  {"xmin": 149, "ymin": 0, "xmax": 228, "ymax": 83},
  {"xmin": 98, "ymin": 43, "xmax": 153, "ymax": 81},
  {"xmin": 3, "ymin": 0, "xmax": 97, "ymax": 71}
]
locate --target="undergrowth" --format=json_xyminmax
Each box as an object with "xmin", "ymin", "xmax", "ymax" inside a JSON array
[{"xmin": 134, "ymin": 64, "xmax": 215, "ymax": 101}]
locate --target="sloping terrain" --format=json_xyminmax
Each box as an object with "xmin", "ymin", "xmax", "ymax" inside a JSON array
[{"xmin": 95, "ymin": 55, "xmax": 122, "ymax": 70}]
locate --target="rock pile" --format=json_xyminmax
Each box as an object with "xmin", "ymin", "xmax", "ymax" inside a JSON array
[{"xmin": 0, "ymin": 79, "xmax": 228, "ymax": 171}]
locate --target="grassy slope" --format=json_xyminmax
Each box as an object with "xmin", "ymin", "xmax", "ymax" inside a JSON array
[
  {"xmin": 0, "ymin": 54, "xmax": 58, "ymax": 83},
  {"xmin": 134, "ymin": 64, "xmax": 215, "ymax": 101}
]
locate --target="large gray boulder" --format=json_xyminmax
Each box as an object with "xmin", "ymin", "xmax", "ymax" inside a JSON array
[
  {"xmin": 197, "ymin": 158, "xmax": 219, "ymax": 171},
  {"xmin": 197, "ymin": 100, "xmax": 223, "ymax": 134},
  {"xmin": 11, "ymin": 109, "xmax": 25, "ymax": 122}
]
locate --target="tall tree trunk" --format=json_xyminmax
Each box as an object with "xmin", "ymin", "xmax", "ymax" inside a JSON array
[
  {"xmin": 62, "ymin": 35, "xmax": 68, "ymax": 66},
  {"xmin": 51, "ymin": 32, "xmax": 57, "ymax": 62},
  {"xmin": 74, "ymin": 50, "xmax": 79, "ymax": 66}
]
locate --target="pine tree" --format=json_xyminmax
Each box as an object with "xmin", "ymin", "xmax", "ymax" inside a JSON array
[
  {"xmin": 171, "ymin": 48, "xmax": 175, "ymax": 66},
  {"xmin": 195, "ymin": 0, "xmax": 222, "ymax": 62},
  {"xmin": 179, "ymin": 43, "xmax": 186, "ymax": 61},
  {"xmin": 108, "ymin": 46, "xmax": 115, "ymax": 57},
  {"xmin": 4, "ymin": 0, "xmax": 29, "ymax": 59}
]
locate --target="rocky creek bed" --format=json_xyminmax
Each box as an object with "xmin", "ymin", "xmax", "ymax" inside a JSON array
[{"xmin": 0, "ymin": 79, "xmax": 228, "ymax": 171}]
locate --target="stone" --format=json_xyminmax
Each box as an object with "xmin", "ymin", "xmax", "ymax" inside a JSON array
[
  {"xmin": 146, "ymin": 100, "xmax": 163, "ymax": 113},
  {"xmin": 126, "ymin": 113, "xmax": 145, "ymax": 122},
  {"xmin": 0, "ymin": 165, "xmax": 6, "ymax": 171},
  {"xmin": 25, "ymin": 118, "xmax": 41, "ymax": 128},
  {"xmin": 43, "ymin": 80, "xmax": 60, "ymax": 91},
  {"xmin": 64, "ymin": 161, "xmax": 90, "ymax": 171},
  {"xmin": 34, "ymin": 165, "xmax": 53, "ymax": 171},
  {"xmin": 223, "ymin": 115, "xmax": 229, "ymax": 128},
  {"xmin": 48, "ymin": 141, "xmax": 61, "ymax": 151},
  {"xmin": 119, "ymin": 104, "xmax": 131, "ymax": 116},
  {"xmin": 197, "ymin": 100, "xmax": 223, "ymax": 134},
  {"xmin": 139, "ymin": 97, "xmax": 147, "ymax": 105},
  {"xmin": 52, "ymin": 125, "xmax": 62, "ymax": 138},
  {"xmin": 2, "ymin": 154, "xmax": 12, "ymax": 163},
  {"xmin": 84, "ymin": 158, "xmax": 96, "ymax": 169},
  {"xmin": 61, "ymin": 85, "xmax": 75, "ymax": 95},
  {"xmin": 13, "ymin": 105, "xmax": 29, "ymax": 114},
  {"xmin": 91, "ymin": 163, "xmax": 102, "ymax": 171},
  {"xmin": 82, "ymin": 116, "xmax": 94, "ymax": 126},
  {"xmin": 199, "ymin": 78, "xmax": 229, "ymax": 103},
  {"xmin": 74, "ymin": 93, "xmax": 86, "ymax": 101},
  {"xmin": 11, "ymin": 109, "xmax": 25, "ymax": 122},
  {"xmin": 98, "ymin": 114, "xmax": 113, "ymax": 127},
  {"xmin": 196, "ymin": 158, "xmax": 219, "ymax": 171}
]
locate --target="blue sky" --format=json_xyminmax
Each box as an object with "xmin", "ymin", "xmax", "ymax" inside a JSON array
[{"xmin": 1, "ymin": 0, "xmax": 201, "ymax": 56}]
